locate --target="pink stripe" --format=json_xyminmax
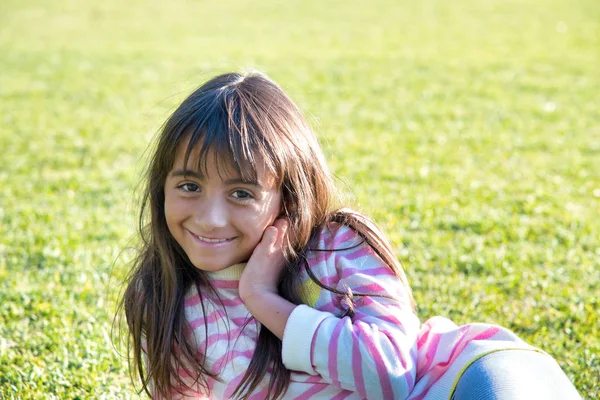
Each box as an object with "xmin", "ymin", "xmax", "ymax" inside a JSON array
[
  {"xmin": 414, "ymin": 326, "xmax": 481, "ymax": 399},
  {"xmin": 212, "ymin": 349, "xmax": 254, "ymax": 373},
  {"xmin": 312, "ymin": 262, "xmax": 393, "ymax": 288},
  {"xmin": 185, "ymin": 293, "xmax": 201, "ymax": 307},
  {"xmin": 372, "ymin": 326, "xmax": 409, "ymax": 371},
  {"xmin": 177, "ymin": 367, "xmax": 193, "ymax": 378},
  {"xmin": 293, "ymin": 383, "xmax": 328, "ymax": 400},
  {"xmin": 356, "ymin": 295, "xmax": 401, "ymax": 308},
  {"xmin": 352, "ymin": 329, "xmax": 366, "ymax": 397},
  {"xmin": 320, "ymin": 274, "xmax": 338, "ymax": 286},
  {"xmin": 223, "ymin": 372, "xmax": 245, "ymax": 398},
  {"xmin": 219, "ymin": 297, "xmax": 244, "ymax": 307},
  {"xmin": 302, "ymin": 374, "xmax": 324, "ymax": 384},
  {"xmin": 204, "ymin": 309, "xmax": 226, "ymax": 324},
  {"xmin": 411, "ymin": 345, "xmax": 418, "ymax": 362},
  {"xmin": 199, "ymin": 327, "xmax": 255, "ymax": 349},
  {"xmin": 354, "ymin": 311, "xmax": 404, "ymax": 327},
  {"xmin": 358, "ymin": 299, "xmax": 404, "ymax": 314},
  {"xmin": 310, "ymin": 327, "xmax": 318, "ymax": 372},
  {"xmin": 320, "ymin": 300, "xmax": 339, "ymax": 314},
  {"xmin": 416, "ymin": 332, "xmax": 441, "ymax": 375},
  {"xmin": 351, "ymin": 283, "xmax": 388, "ymax": 293},
  {"xmin": 472, "ymin": 326, "xmax": 501, "ymax": 341},
  {"xmin": 188, "ymin": 309, "xmax": 226, "ymax": 329},
  {"xmin": 206, "ymin": 374, "xmax": 217, "ymax": 392},
  {"xmin": 313, "ymin": 248, "xmax": 329, "ymax": 267},
  {"xmin": 231, "ymin": 316, "xmax": 253, "ymax": 327},
  {"xmin": 417, "ymin": 325, "xmax": 432, "ymax": 348},
  {"xmin": 331, "ymin": 391, "xmax": 355, "ymax": 400},
  {"xmin": 211, "ymin": 280, "xmax": 238, "ymax": 289},
  {"xmin": 331, "ymin": 228, "xmax": 356, "ymax": 249},
  {"xmin": 363, "ymin": 332, "xmax": 395, "ymax": 400},
  {"xmin": 248, "ymin": 387, "xmax": 270, "ymax": 400},
  {"xmin": 170, "ymin": 378, "xmax": 206, "ymax": 397},
  {"xmin": 436, "ymin": 326, "xmax": 483, "ymax": 369},
  {"xmin": 406, "ymin": 367, "xmax": 414, "ymax": 393},
  {"xmin": 327, "ymin": 320, "xmax": 345, "ymax": 386},
  {"xmin": 341, "ymin": 246, "xmax": 372, "ymax": 261},
  {"xmin": 340, "ymin": 266, "xmax": 394, "ymax": 280},
  {"xmin": 199, "ymin": 332, "xmax": 233, "ymax": 349}
]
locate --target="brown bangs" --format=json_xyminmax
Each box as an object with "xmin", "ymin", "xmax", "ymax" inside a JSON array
[{"xmin": 175, "ymin": 84, "xmax": 281, "ymax": 185}]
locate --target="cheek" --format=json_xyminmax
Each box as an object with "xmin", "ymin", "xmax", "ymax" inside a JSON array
[
  {"xmin": 238, "ymin": 211, "xmax": 270, "ymax": 237},
  {"xmin": 257, "ymin": 197, "xmax": 282, "ymax": 226},
  {"xmin": 239, "ymin": 203, "xmax": 281, "ymax": 241},
  {"xmin": 164, "ymin": 193, "xmax": 184, "ymax": 232}
]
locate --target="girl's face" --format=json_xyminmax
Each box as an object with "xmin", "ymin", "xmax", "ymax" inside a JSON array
[{"xmin": 164, "ymin": 140, "xmax": 282, "ymax": 273}]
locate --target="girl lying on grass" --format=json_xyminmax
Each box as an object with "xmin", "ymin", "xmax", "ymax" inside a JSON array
[{"xmin": 118, "ymin": 71, "xmax": 580, "ymax": 399}]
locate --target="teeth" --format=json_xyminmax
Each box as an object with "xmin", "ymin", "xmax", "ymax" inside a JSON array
[{"xmin": 196, "ymin": 235, "xmax": 231, "ymax": 243}]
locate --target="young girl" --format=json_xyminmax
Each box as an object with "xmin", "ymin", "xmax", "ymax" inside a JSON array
[{"xmin": 119, "ymin": 71, "xmax": 580, "ymax": 399}]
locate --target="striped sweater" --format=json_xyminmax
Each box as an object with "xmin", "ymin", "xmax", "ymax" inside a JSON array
[{"xmin": 171, "ymin": 222, "xmax": 537, "ymax": 399}]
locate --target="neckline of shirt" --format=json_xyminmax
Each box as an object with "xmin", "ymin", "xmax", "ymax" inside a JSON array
[{"xmin": 206, "ymin": 263, "xmax": 246, "ymax": 281}]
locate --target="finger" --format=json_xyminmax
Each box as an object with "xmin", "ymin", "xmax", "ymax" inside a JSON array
[
  {"xmin": 272, "ymin": 217, "xmax": 289, "ymax": 232},
  {"xmin": 272, "ymin": 218, "xmax": 289, "ymax": 247},
  {"xmin": 261, "ymin": 226, "xmax": 279, "ymax": 249}
]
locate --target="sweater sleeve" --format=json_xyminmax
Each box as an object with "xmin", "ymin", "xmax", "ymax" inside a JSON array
[{"xmin": 282, "ymin": 226, "xmax": 420, "ymax": 400}]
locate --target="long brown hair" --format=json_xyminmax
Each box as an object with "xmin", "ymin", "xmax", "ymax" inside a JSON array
[{"xmin": 117, "ymin": 71, "xmax": 415, "ymax": 399}]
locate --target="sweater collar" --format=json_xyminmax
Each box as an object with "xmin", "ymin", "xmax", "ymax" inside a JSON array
[{"xmin": 206, "ymin": 263, "xmax": 246, "ymax": 281}]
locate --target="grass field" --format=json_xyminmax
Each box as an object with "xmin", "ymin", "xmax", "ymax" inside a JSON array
[{"xmin": 1, "ymin": 0, "xmax": 598, "ymax": 398}]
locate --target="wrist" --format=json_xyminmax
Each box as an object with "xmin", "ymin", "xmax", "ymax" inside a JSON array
[
  {"xmin": 240, "ymin": 290, "xmax": 296, "ymax": 340},
  {"xmin": 239, "ymin": 284, "xmax": 278, "ymax": 304}
]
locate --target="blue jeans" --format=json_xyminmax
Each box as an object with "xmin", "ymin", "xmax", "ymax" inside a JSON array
[{"xmin": 451, "ymin": 350, "xmax": 581, "ymax": 399}]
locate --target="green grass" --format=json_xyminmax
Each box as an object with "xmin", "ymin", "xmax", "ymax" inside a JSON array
[{"xmin": 1, "ymin": 0, "xmax": 598, "ymax": 398}]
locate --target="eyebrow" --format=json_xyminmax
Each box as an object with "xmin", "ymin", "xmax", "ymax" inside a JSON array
[
  {"xmin": 171, "ymin": 169, "xmax": 202, "ymax": 179},
  {"xmin": 170, "ymin": 169, "xmax": 262, "ymax": 188}
]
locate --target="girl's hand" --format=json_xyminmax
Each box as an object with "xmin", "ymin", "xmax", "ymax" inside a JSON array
[
  {"xmin": 239, "ymin": 217, "xmax": 289, "ymax": 302},
  {"xmin": 239, "ymin": 218, "xmax": 296, "ymax": 339}
]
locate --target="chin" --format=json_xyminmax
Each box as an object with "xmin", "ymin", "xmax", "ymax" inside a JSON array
[{"xmin": 189, "ymin": 259, "xmax": 233, "ymax": 272}]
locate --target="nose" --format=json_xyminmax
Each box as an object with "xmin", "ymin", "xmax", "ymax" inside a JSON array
[{"xmin": 195, "ymin": 196, "xmax": 228, "ymax": 231}]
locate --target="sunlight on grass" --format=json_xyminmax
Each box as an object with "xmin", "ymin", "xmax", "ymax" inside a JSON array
[{"xmin": 1, "ymin": 0, "xmax": 598, "ymax": 398}]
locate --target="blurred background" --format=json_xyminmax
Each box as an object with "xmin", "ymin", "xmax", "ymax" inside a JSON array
[{"xmin": 0, "ymin": 0, "xmax": 598, "ymax": 398}]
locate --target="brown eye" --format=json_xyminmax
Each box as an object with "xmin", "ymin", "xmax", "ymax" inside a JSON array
[
  {"xmin": 232, "ymin": 190, "xmax": 253, "ymax": 200},
  {"xmin": 178, "ymin": 183, "xmax": 200, "ymax": 192}
]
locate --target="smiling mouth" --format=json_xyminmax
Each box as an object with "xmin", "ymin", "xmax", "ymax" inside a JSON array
[{"xmin": 188, "ymin": 230, "xmax": 236, "ymax": 244}]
